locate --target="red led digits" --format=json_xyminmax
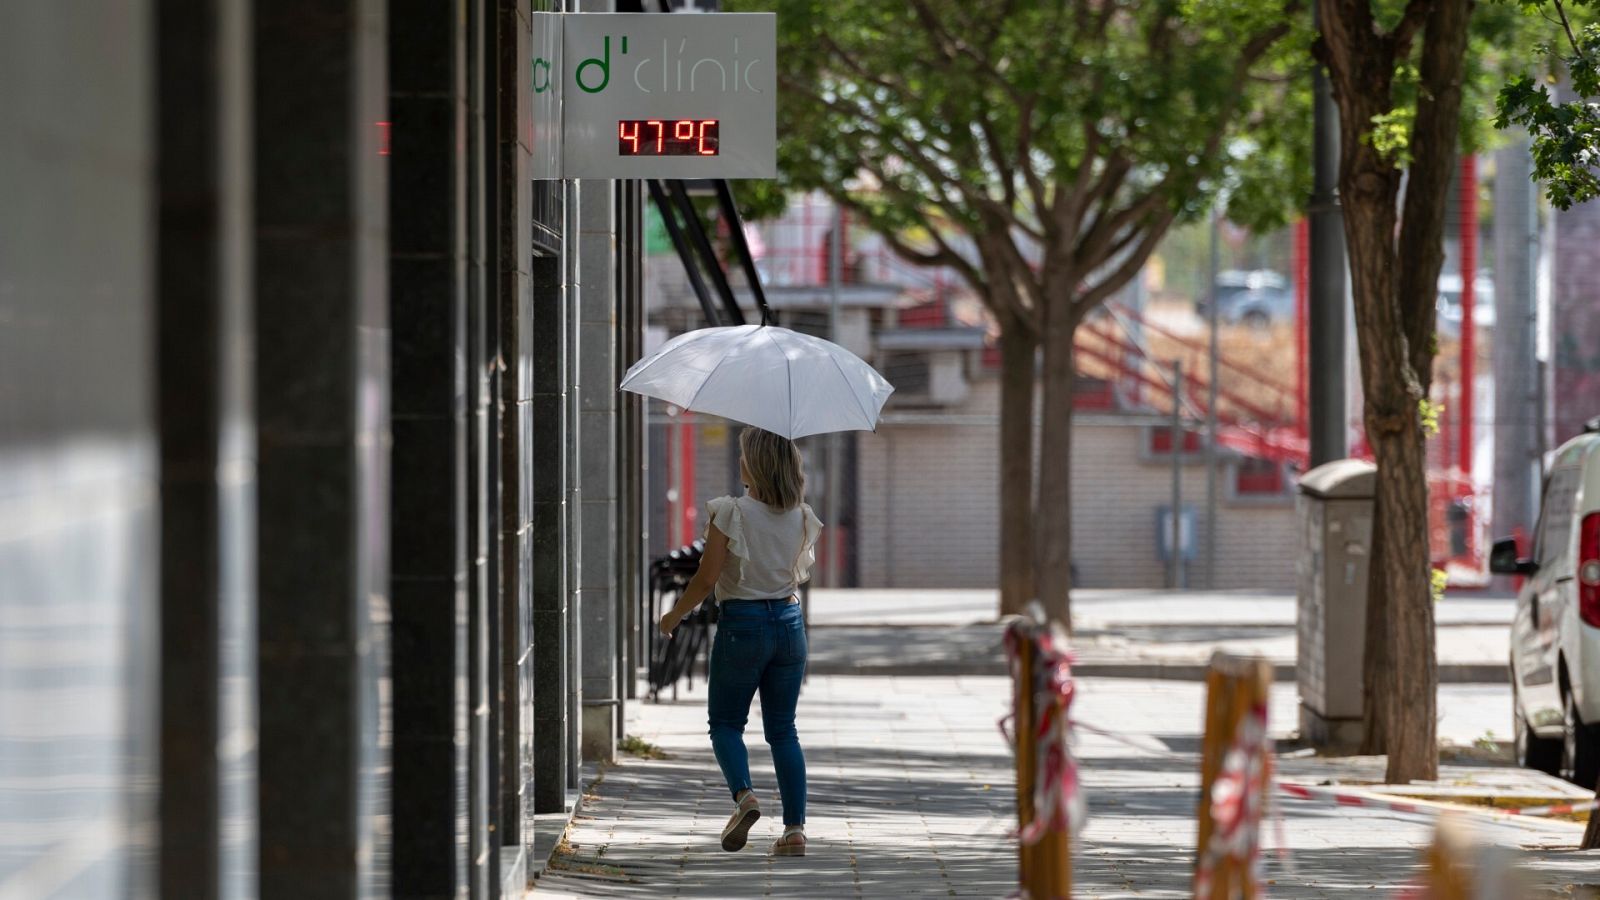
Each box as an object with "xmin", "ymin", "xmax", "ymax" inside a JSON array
[{"xmin": 616, "ymin": 119, "xmax": 720, "ymax": 156}]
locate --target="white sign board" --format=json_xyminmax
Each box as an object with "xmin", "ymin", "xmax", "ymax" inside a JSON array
[{"xmin": 531, "ymin": 12, "xmax": 776, "ymax": 179}]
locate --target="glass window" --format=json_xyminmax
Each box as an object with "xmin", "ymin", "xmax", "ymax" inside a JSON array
[{"xmin": 1536, "ymin": 466, "xmax": 1582, "ymax": 569}]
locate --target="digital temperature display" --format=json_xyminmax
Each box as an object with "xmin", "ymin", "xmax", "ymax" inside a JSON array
[{"xmin": 617, "ymin": 119, "xmax": 720, "ymax": 157}]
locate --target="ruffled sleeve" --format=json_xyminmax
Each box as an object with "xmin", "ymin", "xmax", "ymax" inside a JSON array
[
  {"xmin": 703, "ymin": 496, "xmax": 747, "ymax": 560},
  {"xmin": 791, "ymin": 504, "xmax": 825, "ymax": 584}
]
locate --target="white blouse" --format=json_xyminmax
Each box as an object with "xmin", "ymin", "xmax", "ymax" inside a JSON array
[{"xmin": 703, "ymin": 493, "xmax": 824, "ymax": 602}]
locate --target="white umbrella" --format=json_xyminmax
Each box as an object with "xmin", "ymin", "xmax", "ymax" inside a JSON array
[{"xmin": 620, "ymin": 325, "xmax": 894, "ymax": 440}]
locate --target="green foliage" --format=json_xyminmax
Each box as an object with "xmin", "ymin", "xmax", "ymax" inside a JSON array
[
  {"xmin": 729, "ymin": 180, "xmax": 791, "ymax": 222},
  {"xmin": 618, "ymin": 734, "xmax": 671, "ymax": 759},
  {"xmin": 1420, "ymin": 398, "xmax": 1444, "ymax": 436},
  {"xmin": 730, "ymin": 0, "xmax": 1311, "ymax": 284},
  {"xmin": 1494, "ymin": 0, "xmax": 1600, "ymax": 208},
  {"xmin": 1369, "ymin": 106, "xmax": 1419, "ymax": 167},
  {"xmin": 1430, "ymin": 567, "xmax": 1450, "ymax": 603},
  {"xmin": 1346, "ymin": 3, "xmax": 1532, "ymax": 167}
]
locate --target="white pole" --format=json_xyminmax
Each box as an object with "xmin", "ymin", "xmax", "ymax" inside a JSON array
[
  {"xmin": 1204, "ymin": 207, "xmax": 1220, "ymax": 589},
  {"xmin": 1171, "ymin": 361, "xmax": 1185, "ymax": 590},
  {"xmin": 827, "ymin": 203, "xmax": 844, "ymax": 587}
]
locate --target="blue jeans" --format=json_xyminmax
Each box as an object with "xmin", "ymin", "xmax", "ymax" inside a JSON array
[{"xmin": 707, "ymin": 598, "xmax": 807, "ymax": 826}]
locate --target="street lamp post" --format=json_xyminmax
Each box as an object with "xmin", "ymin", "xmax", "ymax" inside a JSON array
[{"xmin": 1310, "ymin": 2, "xmax": 1349, "ymax": 467}]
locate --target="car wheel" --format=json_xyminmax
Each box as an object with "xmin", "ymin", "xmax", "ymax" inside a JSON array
[
  {"xmin": 1563, "ymin": 689, "xmax": 1600, "ymax": 788},
  {"xmin": 1515, "ymin": 675, "xmax": 1561, "ymax": 775}
]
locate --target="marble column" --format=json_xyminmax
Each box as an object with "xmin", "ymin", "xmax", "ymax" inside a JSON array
[
  {"xmin": 156, "ymin": 0, "xmax": 257, "ymax": 896},
  {"xmin": 494, "ymin": 0, "xmax": 537, "ymax": 869},
  {"xmin": 578, "ymin": 178, "xmax": 619, "ymax": 762},
  {"xmin": 387, "ymin": 0, "xmax": 474, "ymax": 895},
  {"xmin": 253, "ymin": 1, "xmax": 391, "ymax": 894},
  {"xmin": 0, "ymin": 4, "xmax": 160, "ymax": 896},
  {"xmin": 530, "ymin": 251, "xmax": 571, "ymax": 814}
]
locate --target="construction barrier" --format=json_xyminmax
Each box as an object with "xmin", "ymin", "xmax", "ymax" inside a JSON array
[
  {"xmin": 1005, "ymin": 611, "xmax": 1079, "ymax": 900},
  {"xmin": 1195, "ymin": 652, "xmax": 1274, "ymax": 899},
  {"xmin": 1278, "ymin": 781, "xmax": 1600, "ymax": 819},
  {"xmin": 1000, "ymin": 642, "xmax": 1587, "ymax": 898}
]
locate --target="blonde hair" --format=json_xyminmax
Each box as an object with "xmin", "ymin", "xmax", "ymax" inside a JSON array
[{"xmin": 740, "ymin": 427, "xmax": 805, "ymax": 511}]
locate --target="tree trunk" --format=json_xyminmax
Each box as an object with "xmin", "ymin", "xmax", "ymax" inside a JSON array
[
  {"xmin": 1338, "ymin": 137, "xmax": 1439, "ymax": 783},
  {"xmin": 999, "ymin": 320, "xmax": 1038, "ymax": 617},
  {"xmin": 1320, "ymin": 0, "xmax": 1472, "ymax": 786},
  {"xmin": 1372, "ymin": 425, "xmax": 1437, "ymax": 783},
  {"xmin": 1035, "ymin": 302, "xmax": 1077, "ymax": 630},
  {"xmin": 1359, "ymin": 500, "xmax": 1389, "ymax": 755}
]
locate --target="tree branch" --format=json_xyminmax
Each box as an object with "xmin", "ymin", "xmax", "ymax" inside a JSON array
[
  {"xmin": 1069, "ymin": 8, "xmax": 1294, "ymax": 303},
  {"xmin": 908, "ymin": 0, "xmax": 1029, "ymax": 105},
  {"xmin": 1073, "ymin": 206, "xmax": 1178, "ymax": 314},
  {"xmin": 874, "ymin": 220, "xmax": 987, "ymax": 293},
  {"xmin": 977, "ymin": 229, "xmax": 1044, "ymax": 336},
  {"xmin": 1016, "ymin": 101, "xmax": 1052, "ymax": 221},
  {"xmin": 1396, "ymin": 0, "xmax": 1473, "ymax": 389},
  {"xmin": 781, "ymin": 75, "xmax": 1002, "ymax": 220},
  {"xmin": 1388, "ymin": 0, "xmax": 1435, "ymax": 60},
  {"xmin": 1554, "ymin": 0, "xmax": 1593, "ymax": 68},
  {"xmin": 975, "ymin": 117, "xmax": 1019, "ymax": 211}
]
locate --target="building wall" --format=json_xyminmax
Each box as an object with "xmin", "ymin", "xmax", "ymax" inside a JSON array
[
  {"xmin": 855, "ymin": 382, "xmax": 1300, "ymax": 591},
  {"xmin": 1552, "ymin": 156, "xmax": 1600, "ymax": 445},
  {"xmin": 1, "ymin": 3, "xmax": 647, "ymax": 896},
  {"xmin": 0, "ymin": 5, "xmax": 159, "ymax": 896}
]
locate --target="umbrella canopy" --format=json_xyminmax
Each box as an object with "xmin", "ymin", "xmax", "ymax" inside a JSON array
[{"xmin": 620, "ymin": 325, "xmax": 894, "ymax": 440}]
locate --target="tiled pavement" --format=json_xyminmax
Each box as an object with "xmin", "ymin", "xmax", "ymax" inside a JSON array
[
  {"xmin": 531, "ymin": 674, "xmax": 1599, "ymax": 898},
  {"xmin": 533, "ymin": 676, "xmax": 1015, "ymax": 898},
  {"xmin": 802, "ymin": 589, "xmax": 1514, "ymax": 681}
]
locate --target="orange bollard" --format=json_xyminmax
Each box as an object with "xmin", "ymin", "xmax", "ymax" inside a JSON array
[
  {"xmin": 1194, "ymin": 653, "xmax": 1273, "ymax": 899},
  {"xmin": 1012, "ymin": 622, "xmax": 1072, "ymax": 899},
  {"xmin": 1420, "ymin": 817, "xmax": 1473, "ymax": 900}
]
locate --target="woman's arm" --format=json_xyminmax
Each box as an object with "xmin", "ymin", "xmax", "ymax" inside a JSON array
[{"xmin": 658, "ymin": 526, "xmax": 730, "ymax": 636}]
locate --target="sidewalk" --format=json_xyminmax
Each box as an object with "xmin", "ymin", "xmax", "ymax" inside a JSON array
[
  {"xmin": 804, "ymin": 588, "xmax": 1512, "ymax": 682},
  {"xmin": 531, "ymin": 674, "xmax": 1596, "ymax": 898},
  {"xmin": 534, "ymin": 676, "xmax": 1016, "ymax": 898}
]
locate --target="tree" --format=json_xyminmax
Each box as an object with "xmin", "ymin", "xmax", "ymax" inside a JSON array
[
  {"xmin": 747, "ymin": 0, "xmax": 1306, "ymax": 623},
  {"xmin": 1496, "ymin": 0, "xmax": 1600, "ymax": 209},
  {"xmin": 1316, "ymin": 0, "xmax": 1477, "ymax": 783}
]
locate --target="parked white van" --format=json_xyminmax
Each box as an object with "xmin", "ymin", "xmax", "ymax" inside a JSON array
[{"xmin": 1496, "ymin": 419, "xmax": 1600, "ymax": 785}]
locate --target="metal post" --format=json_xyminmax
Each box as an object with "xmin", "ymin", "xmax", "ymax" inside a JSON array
[
  {"xmin": 1309, "ymin": 12, "xmax": 1349, "ymax": 467},
  {"xmin": 1171, "ymin": 360, "xmax": 1185, "ymax": 591},
  {"xmin": 1458, "ymin": 154, "xmax": 1477, "ymax": 480},
  {"xmin": 1204, "ymin": 208, "xmax": 1220, "ymax": 589},
  {"xmin": 826, "ymin": 203, "xmax": 844, "ymax": 587},
  {"xmin": 1492, "ymin": 135, "xmax": 1541, "ymax": 560}
]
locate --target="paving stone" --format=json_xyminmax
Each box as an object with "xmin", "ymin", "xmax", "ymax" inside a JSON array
[{"xmin": 530, "ymin": 675, "xmax": 1592, "ymax": 898}]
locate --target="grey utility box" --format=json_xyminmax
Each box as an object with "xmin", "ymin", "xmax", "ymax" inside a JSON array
[{"xmin": 1296, "ymin": 459, "xmax": 1377, "ymax": 750}]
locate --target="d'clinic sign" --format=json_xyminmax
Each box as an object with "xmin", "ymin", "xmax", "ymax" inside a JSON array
[{"xmin": 532, "ymin": 12, "xmax": 776, "ymax": 179}]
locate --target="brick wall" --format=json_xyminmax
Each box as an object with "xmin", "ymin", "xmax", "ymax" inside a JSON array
[{"xmin": 853, "ymin": 382, "xmax": 1300, "ymax": 590}]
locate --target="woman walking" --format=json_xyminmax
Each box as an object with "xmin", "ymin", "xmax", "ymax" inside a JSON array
[{"xmin": 657, "ymin": 426, "xmax": 822, "ymax": 857}]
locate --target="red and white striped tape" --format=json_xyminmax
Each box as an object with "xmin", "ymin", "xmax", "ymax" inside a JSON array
[
  {"xmin": 1069, "ymin": 716, "xmax": 1599, "ymax": 822},
  {"xmin": 1277, "ymin": 781, "xmax": 1600, "ymax": 819}
]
